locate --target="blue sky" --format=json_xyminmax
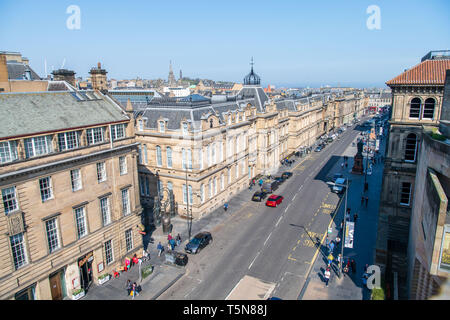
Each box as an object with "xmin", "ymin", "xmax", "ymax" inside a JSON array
[{"xmin": 1, "ymin": 0, "xmax": 449, "ymax": 88}]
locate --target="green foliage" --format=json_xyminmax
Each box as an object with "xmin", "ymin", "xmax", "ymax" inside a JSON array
[
  {"xmin": 98, "ymin": 273, "xmax": 110, "ymax": 280},
  {"xmin": 141, "ymin": 265, "xmax": 154, "ymax": 279},
  {"xmin": 430, "ymin": 132, "xmax": 446, "ymax": 141},
  {"xmin": 72, "ymin": 288, "xmax": 84, "ymax": 296}
]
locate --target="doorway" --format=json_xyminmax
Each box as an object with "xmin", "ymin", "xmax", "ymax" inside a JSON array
[
  {"xmin": 49, "ymin": 271, "xmax": 64, "ymax": 300},
  {"xmin": 78, "ymin": 252, "xmax": 93, "ymax": 292}
]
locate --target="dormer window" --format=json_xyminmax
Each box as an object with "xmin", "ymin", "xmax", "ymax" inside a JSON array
[
  {"xmin": 183, "ymin": 122, "xmax": 188, "ymax": 135},
  {"xmin": 138, "ymin": 120, "xmax": 143, "ymax": 131},
  {"xmin": 228, "ymin": 116, "xmax": 231, "ymax": 125},
  {"xmin": 209, "ymin": 119, "xmax": 213, "ymax": 129},
  {"xmin": 159, "ymin": 121, "xmax": 165, "ymax": 133}
]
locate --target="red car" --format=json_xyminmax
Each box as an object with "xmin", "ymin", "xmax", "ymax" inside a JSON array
[{"xmin": 266, "ymin": 195, "xmax": 284, "ymax": 207}]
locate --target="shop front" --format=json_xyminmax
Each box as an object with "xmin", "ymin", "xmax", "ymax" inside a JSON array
[{"xmin": 78, "ymin": 251, "xmax": 94, "ymax": 292}]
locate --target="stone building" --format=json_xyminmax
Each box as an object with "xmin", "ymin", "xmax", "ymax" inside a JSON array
[
  {"xmin": 376, "ymin": 51, "xmax": 450, "ymax": 299},
  {"xmin": 406, "ymin": 69, "xmax": 450, "ymax": 299},
  {"xmin": 0, "ymin": 88, "xmax": 143, "ymax": 300},
  {"xmin": 124, "ymin": 65, "xmax": 367, "ymax": 225},
  {"xmin": 89, "ymin": 62, "xmax": 108, "ymax": 92}
]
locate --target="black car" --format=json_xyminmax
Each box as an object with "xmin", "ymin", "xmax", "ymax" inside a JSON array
[
  {"xmin": 274, "ymin": 176, "xmax": 285, "ymax": 183},
  {"xmin": 252, "ymin": 191, "xmax": 267, "ymax": 202},
  {"xmin": 185, "ymin": 232, "xmax": 212, "ymax": 254},
  {"xmin": 282, "ymin": 172, "xmax": 293, "ymax": 179}
]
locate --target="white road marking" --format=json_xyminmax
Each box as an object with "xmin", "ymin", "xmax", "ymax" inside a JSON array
[
  {"xmin": 284, "ymin": 203, "xmax": 291, "ymax": 212},
  {"xmin": 292, "ymin": 194, "xmax": 297, "ymax": 200},
  {"xmin": 248, "ymin": 251, "xmax": 260, "ymax": 270},
  {"xmin": 275, "ymin": 215, "xmax": 283, "ymax": 227},
  {"xmin": 264, "ymin": 232, "xmax": 272, "ymax": 246}
]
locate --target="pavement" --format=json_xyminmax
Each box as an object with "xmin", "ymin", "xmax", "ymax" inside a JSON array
[
  {"xmin": 82, "ymin": 147, "xmax": 309, "ymax": 300},
  {"xmin": 82, "ymin": 117, "xmax": 387, "ymax": 301},
  {"xmin": 300, "ymin": 125, "xmax": 387, "ymax": 300}
]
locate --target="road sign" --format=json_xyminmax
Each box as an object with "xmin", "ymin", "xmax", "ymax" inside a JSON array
[{"xmin": 344, "ymin": 222, "xmax": 354, "ymax": 248}]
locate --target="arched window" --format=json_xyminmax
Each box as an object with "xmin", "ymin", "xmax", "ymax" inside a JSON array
[
  {"xmin": 156, "ymin": 145, "xmax": 162, "ymax": 166},
  {"xmin": 404, "ymin": 133, "xmax": 417, "ymax": 162},
  {"xmin": 423, "ymin": 98, "xmax": 435, "ymax": 119},
  {"xmin": 409, "ymin": 98, "xmax": 421, "ymax": 119},
  {"xmin": 166, "ymin": 147, "xmax": 172, "ymax": 168}
]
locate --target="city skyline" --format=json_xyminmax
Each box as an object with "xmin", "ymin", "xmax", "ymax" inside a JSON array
[{"xmin": 1, "ymin": 1, "xmax": 449, "ymax": 88}]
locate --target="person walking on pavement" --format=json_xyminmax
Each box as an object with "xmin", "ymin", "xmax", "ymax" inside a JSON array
[
  {"xmin": 126, "ymin": 279, "xmax": 132, "ymax": 296},
  {"xmin": 353, "ymin": 213, "xmax": 358, "ymax": 224},
  {"xmin": 365, "ymin": 196, "xmax": 369, "ymax": 208},
  {"xmin": 157, "ymin": 242, "xmax": 164, "ymax": 256},
  {"xmin": 324, "ymin": 268, "xmax": 331, "ymax": 287},
  {"xmin": 329, "ymin": 241, "xmax": 335, "ymax": 254},
  {"xmin": 176, "ymin": 233, "xmax": 182, "ymax": 246},
  {"xmin": 327, "ymin": 253, "xmax": 334, "ymax": 267},
  {"xmin": 361, "ymin": 195, "xmax": 365, "ymax": 206},
  {"xmin": 335, "ymin": 236, "xmax": 341, "ymax": 246},
  {"xmin": 351, "ymin": 259, "xmax": 357, "ymax": 275},
  {"xmin": 167, "ymin": 233, "xmax": 173, "ymax": 242},
  {"xmin": 224, "ymin": 202, "xmax": 228, "ymax": 212}
]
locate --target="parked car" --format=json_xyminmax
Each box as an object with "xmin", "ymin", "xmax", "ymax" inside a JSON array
[
  {"xmin": 266, "ymin": 195, "xmax": 284, "ymax": 207},
  {"xmin": 332, "ymin": 178, "xmax": 347, "ymax": 194},
  {"xmin": 274, "ymin": 176, "xmax": 285, "ymax": 183},
  {"xmin": 252, "ymin": 191, "xmax": 267, "ymax": 202},
  {"xmin": 262, "ymin": 181, "xmax": 279, "ymax": 193},
  {"xmin": 314, "ymin": 146, "xmax": 323, "ymax": 152},
  {"xmin": 282, "ymin": 171, "xmax": 293, "ymax": 179},
  {"xmin": 185, "ymin": 232, "xmax": 212, "ymax": 254}
]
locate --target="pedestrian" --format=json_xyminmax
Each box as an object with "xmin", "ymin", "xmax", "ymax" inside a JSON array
[
  {"xmin": 345, "ymin": 211, "xmax": 350, "ymax": 222},
  {"xmin": 327, "ymin": 253, "xmax": 334, "ymax": 266},
  {"xmin": 131, "ymin": 282, "xmax": 138, "ymax": 299},
  {"xmin": 365, "ymin": 196, "xmax": 369, "ymax": 207},
  {"xmin": 176, "ymin": 233, "xmax": 182, "ymax": 246},
  {"xmin": 343, "ymin": 259, "xmax": 350, "ymax": 275},
  {"xmin": 169, "ymin": 238, "xmax": 176, "ymax": 250},
  {"xmin": 364, "ymin": 264, "xmax": 369, "ymax": 273},
  {"xmin": 361, "ymin": 196, "xmax": 365, "ymax": 206},
  {"xmin": 329, "ymin": 241, "xmax": 335, "ymax": 253},
  {"xmin": 168, "ymin": 233, "xmax": 173, "ymax": 242},
  {"xmin": 351, "ymin": 259, "xmax": 356, "ymax": 274},
  {"xmin": 340, "ymin": 220, "xmax": 344, "ymax": 231},
  {"xmin": 362, "ymin": 273, "xmax": 368, "ymax": 287},
  {"xmin": 157, "ymin": 242, "xmax": 164, "ymax": 256},
  {"xmin": 364, "ymin": 182, "xmax": 368, "ymax": 192},
  {"xmin": 324, "ymin": 268, "xmax": 331, "ymax": 287},
  {"xmin": 224, "ymin": 202, "xmax": 228, "ymax": 212},
  {"xmin": 353, "ymin": 213, "xmax": 358, "ymax": 223},
  {"xmin": 337, "ymin": 254, "xmax": 342, "ymax": 269},
  {"xmin": 167, "ymin": 242, "xmax": 172, "ymax": 252},
  {"xmin": 341, "ymin": 162, "xmax": 344, "ymax": 170},
  {"xmin": 126, "ymin": 279, "xmax": 132, "ymax": 296},
  {"xmin": 335, "ymin": 236, "xmax": 341, "ymax": 246}
]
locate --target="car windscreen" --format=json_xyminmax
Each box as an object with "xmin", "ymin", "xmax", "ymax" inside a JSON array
[{"xmin": 190, "ymin": 238, "xmax": 201, "ymax": 245}]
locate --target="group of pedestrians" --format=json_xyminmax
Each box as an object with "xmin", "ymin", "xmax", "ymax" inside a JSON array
[
  {"xmin": 157, "ymin": 233, "xmax": 182, "ymax": 256},
  {"xmin": 126, "ymin": 279, "xmax": 142, "ymax": 299}
]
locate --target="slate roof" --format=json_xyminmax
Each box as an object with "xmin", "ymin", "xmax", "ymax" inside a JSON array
[
  {"xmin": 0, "ymin": 91, "xmax": 128, "ymax": 139},
  {"xmin": 6, "ymin": 62, "xmax": 41, "ymax": 80},
  {"xmin": 133, "ymin": 95, "xmax": 255, "ymax": 131},
  {"xmin": 386, "ymin": 59, "xmax": 450, "ymax": 86},
  {"xmin": 237, "ymin": 85, "xmax": 268, "ymax": 112}
]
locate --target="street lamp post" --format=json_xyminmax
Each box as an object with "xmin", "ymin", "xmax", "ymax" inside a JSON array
[{"xmin": 339, "ymin": 178, "xmax": 349, "ymax": 278}]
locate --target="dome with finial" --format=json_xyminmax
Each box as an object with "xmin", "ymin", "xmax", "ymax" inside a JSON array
[{"xmin": 244, "ymin": 57, "xmax": 261, "ymax": 85}]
